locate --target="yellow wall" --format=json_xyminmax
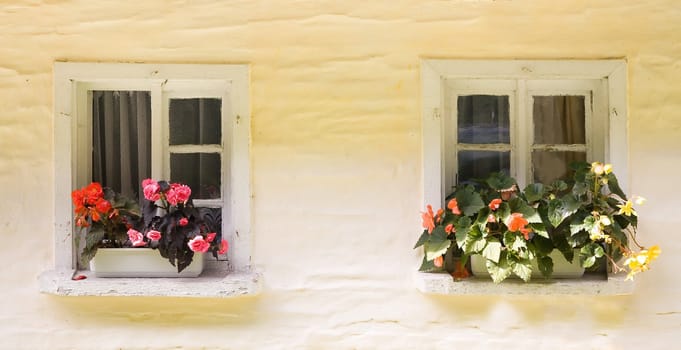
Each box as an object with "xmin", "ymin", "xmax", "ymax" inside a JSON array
[{"xmin": 1, "ymin": 0, "xmax": 680, "ymax": 348}]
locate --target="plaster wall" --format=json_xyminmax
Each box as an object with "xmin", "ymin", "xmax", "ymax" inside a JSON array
[{"xmin": 1, "ymin": 0, "xmax": 680, "ymax": 348}]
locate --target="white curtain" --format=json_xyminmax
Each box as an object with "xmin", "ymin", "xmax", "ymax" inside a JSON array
[{"xmin": 92, "ymin": 91, "xmax": 151, "ymax": 200}]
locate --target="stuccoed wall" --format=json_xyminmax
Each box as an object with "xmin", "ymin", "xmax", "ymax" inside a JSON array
[{"xmin": 1, "ymin": 1, "xmax": 680, "ymax": 348}]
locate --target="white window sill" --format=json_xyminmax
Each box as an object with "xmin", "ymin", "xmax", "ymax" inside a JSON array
[
  {"xmin": 414, "ymin": 271, "xmax": 634, "ymax": 296},
  {"xmin": 39, "ymin": 260, "xmax": 262, "ymax": 298}
]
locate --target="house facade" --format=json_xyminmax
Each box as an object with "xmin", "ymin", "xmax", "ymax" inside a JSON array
[{"xmin": 1, "ymin": 1, "xmax": 679, "ymax": 348}]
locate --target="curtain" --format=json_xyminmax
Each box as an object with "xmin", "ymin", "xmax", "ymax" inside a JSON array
[{"xmin": 92, "ymin": 91, "xmax": 151, "ymax": 200}]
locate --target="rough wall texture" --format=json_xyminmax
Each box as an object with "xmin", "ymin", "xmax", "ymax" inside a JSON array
[{"xmin": 1, "ymin": 0, "xmax": 680, "ymax": 349}]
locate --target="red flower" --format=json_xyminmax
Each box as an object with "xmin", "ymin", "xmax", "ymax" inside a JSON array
[
  {"xmin": 488, "ymin": 198, "xmax": 502, "ymax": 211},
  {"xmin": 421, "ymin": 205, "xmax": 435, "ymax": 234},
  {"xmin": 95, "ymin": 199, "xmax": 112, "ymax": 215},
  {"xmin": 447, "ymin": 199, "xmax": 462, "ymax": 215},
  {"xmin": 218, "ymin": 239, "xmax": 229, "ymax": 254}
]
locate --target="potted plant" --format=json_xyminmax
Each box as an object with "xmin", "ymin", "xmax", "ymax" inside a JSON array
[
  {"xmin": 73, "ymin": 179, "xmax": 228, "ymax": 278},
  {"xmin": 414, "ymin": 162, "xmax": 660, "ymax": 283}
]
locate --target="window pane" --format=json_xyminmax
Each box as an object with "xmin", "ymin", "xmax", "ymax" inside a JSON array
[
  {"xmin": 458, "ymin": 151, "xmax": 510, "ymax": 183},
  {"xmin": 91, "ymin": 90, "xmax": 151, "ymax": 200},
  {"xmin": 170, "ymin": 153, "xmax": 221, "ymax": 199},
  {"xmin": 169, "ymin": 98, "xmax": 222, "ymax": 145},
  {"xmin": 533, "ymin": 96, "xmax": 585, "ymax": 144},
  {"xmin": 532, "ymin": 151, "xmax": 586, "ymax": 184},
  {"xmin": 457, "ymin": 95, "xmax": 510, "ymax": 144}
]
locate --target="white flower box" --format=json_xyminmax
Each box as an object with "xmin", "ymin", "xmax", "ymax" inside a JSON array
[
  {"xmin": 89, "ymin": 248, "xmax": 203, "ymax": 278},
  {"xmin": 470, "ymin": 249, "xmax": 585, "ymax": 279}
]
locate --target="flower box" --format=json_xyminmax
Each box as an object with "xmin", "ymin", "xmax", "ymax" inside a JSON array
[
  {"xmin": 470, "ymin": 249, "xmax": 584, "ymax": 279},
  {"xmin": 89, "ymin": 248, "xmax": 204, "ymax": 278}
]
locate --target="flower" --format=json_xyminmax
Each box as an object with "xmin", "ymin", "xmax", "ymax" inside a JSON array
[
  {"xmin": 433, "ymin": 255, "xmax": 444, "ymax": 268},
  {"xmin": 188, "ymin": 236, "xmax": 210, "ymax": 253},
  {"xmin": 421, "ymin": 205, "xmax": 435, "ymax": 234},
  {"xmin": 140, "ymin": 179, "xmax": 227, "ymax": 272},
  {"xmin": 72, "ymin": 182, "xmax": 141, "ymax": 264},
  {"xmin": 218, "ymin": 239, "xmax": 229, "ymax": 254},
  {"xmin": 414, "ymin": 164, "xmax": 659, "ymax": 283},
  {"xmin": 127, "ymin": 229, "xmax": 146, "ymax": 247},
  {"xmin": 488, "ymin": 198, "xmax": 502, "ymax": 211},
  {"xmin": 617, "ymin": 200, "xmax": 637, "ymax": 216},
  {"xmin": 146, "ymin": 230, "xmax": 162, "ymax": 241},
  {"xmin": 448, "ymin": 199, "xmax": 462, "ymax": 215}
]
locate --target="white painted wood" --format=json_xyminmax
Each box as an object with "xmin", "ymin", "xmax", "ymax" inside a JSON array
[
  {"xmin": 52, "ymin": 63, "xmax": 253, "ymax": 281},
  {"xmin": 421, "ymin": 61, "xmax": 445, "ymax": 207},
  {"xmin": 607, "ymin": 62, "xmax": 629, "ymax": 193}
]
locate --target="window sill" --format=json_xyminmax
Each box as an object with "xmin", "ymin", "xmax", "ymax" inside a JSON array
[
  {"xmin": 414, "ymin": 271, "xmax": 634, "ymax": 296},
  {"xmin": 39, "ymin": 260, "xmax": 262, "ymax": 298}
]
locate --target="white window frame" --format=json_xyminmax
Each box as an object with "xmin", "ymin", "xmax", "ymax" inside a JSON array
[
  {"xmin": 422, "ymin": 59, "xmax": 627, "ymax": 208},
  {"xmin": 53, "ymin": 63, "xmax": 252, "ymax": 273}
]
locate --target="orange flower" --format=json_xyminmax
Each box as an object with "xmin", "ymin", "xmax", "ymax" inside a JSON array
[
  {"xmin": 445, "ymin": 223, "xmax": 454, "ymax": 234},
  {"xmin": 433, "ymin": 255, "xmax": 444, "ymax": 268},
  {"xmin": 488, "ymin": 198, "xmax": 502, "ymax": 211},
  {"xmin": 421, "ymin": 205, "xmax": 435, "ymax": 234},
  {"xmin": 520, "ymin": 227, "xmax": 532, "ymax": 240},
  {"xmin": 506, "ymin": 213, "xmax": 529, "ymax": 233},
  {"xmin": 435, "ymin": 208, "xmax": 444, "ymax": 223},
  {"xmin": 448, "ymin": 199, "xmax": 462, "ymax": 215}
]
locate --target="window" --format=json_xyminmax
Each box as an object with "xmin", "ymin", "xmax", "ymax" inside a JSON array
[
  {"xmin": 422, "ymin": 59, "xmax": 628, "ymax": 207},
  {"xmin": 51, "ymin": 63, "xmax": 252, "ymax": 277},
  {"xmin": 418, "ymin": 59, "xmax": 631, "ymax": 295}
]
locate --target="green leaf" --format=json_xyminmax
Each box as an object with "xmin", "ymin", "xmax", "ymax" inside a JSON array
[
  {"xmin": 530, "ymin": 223, "xmax": 549, "ymax": 239},
  {"xmin": 486, "ymin": 251, "xmax": 513, "ymax": 283},
  {"xmin": 524, "ymin": 183, "xmax": 545, "ymax": 203},
  {"xmin": 532, "ymin": 235, "xmax": 554, "ymax": 255},
  {"xmin": 464, "ymin": 226, "xmax": 486, "ymax": 254},
  {"xmin": 605, "ymin": 172, "xmax": 627, "ymax": 199},
  {"xmin": 580, "ymin": 243, "xmax": 605, "ymax": 268},
  {"xmin": 418, "ymin": 255, "xmax": 439, "ymax": 272},
  {"xmin": 413, "ymin": 231, "xmax": 430, "ymax": 249},
  {"xmin": 456, "ymin": 187, "xmax": 485, "ymax": 216},
  {"xmin": 486, "ymin": 172, "xmax": 517, "ymax": 191},
  {"xmin": 572, "ymin": 181, "xmax": 588, "ymax": 197},
  {"xmin": 567, "ymin": 231, "xmax": 589, "ymax": 248},
  {"xmin": 547, "ymin": 195, "xmax": 580, "ymax": 227},
  {"xmin": 81, "ymin": 226, "xmax": 106, "ymax": 266},
  {"xmin": 504, "ymin": 231, "xmax": 527, "ymax": 252},
  {"xmin": 536, "ymin": 255, "xmax": 554, "ymax": 278},
  {"xmin": 512, "ymin": 258, "xmax": 533, "ymax": 282},
  {"xmin": 482, "ymin": 239, "xmax": 502, "ymax": 263},
  {"xmin": 454, "ymin": 216, "xmax": 471, "ymax": 249},
  {"xmin": 430, "ymin": 225, "xmax": 448, "ymax": 244},
  {"xmin": 425, "ymin": 240, "xmax": 451, "ymax": 261},
  {"xmin": 509, "ymin": 197, "xmax": 542, "ymax": 223},
  {"xmin": 475, "ymin": 207, "xmax": 491, "ymax": 233}
]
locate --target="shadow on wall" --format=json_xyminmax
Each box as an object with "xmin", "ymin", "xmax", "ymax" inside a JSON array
[
  {"xmin": 423, "ymin": 294, "xmax": 632, "ymax": 327},
  {"xmin": 47, "ymin": 294, "xmax": 262, "ymax": 327}
]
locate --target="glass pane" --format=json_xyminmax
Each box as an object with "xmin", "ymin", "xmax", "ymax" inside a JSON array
[
  {"xmin": 170, "ymin": 153, "xmax": 221, "ymax": 199},
  {"xmin": 532, "ymin": 151, "xmax": 586, "ymax": 183},
  {"xmin": 169, "ymin": 98, "xmax": 222, "ymax": 145},
  {"xmin": 458, "ymin": 151, "xmax": 510, "ymax": 184},
  {"xmin": 457, "ymin": 95, "xmax": 510, "ymax": 144},
  {"xmin": 533, "ymin": 96, "xmax": 585, "ymax": 144},
  {"xmin": 91, "ymin": 90, "xmax": 151, "ymax": 200}
]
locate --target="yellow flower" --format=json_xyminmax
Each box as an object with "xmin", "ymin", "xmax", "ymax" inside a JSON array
[
  {"xmin": 625, "ymin": 245, "xmax": 661, "ymax": 280},
  {"xmin": 591, "ymin": 162, "xmax": 605, "ymax": 175},
  {"xmin": 603, "ymin": 164, "xmax": 613, "ymax": 174},
  {"xmin": 617, "ymin": 200, "xmax": 637, "ymax": 216}
]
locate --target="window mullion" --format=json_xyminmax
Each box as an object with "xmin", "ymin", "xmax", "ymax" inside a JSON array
[
  {"xmin": 515, "ymin": 80, "xmax": 529, "ymax": 187},
  {"xmin": 151, "ymin": 83, "xmax": 164, "ymax": 179}
]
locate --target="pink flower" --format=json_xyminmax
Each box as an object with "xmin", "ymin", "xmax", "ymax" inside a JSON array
[
  {"xmin": 206, "ymin": 232, "xmax": 216, "ymax": 243},
  {"xmin": 142, "ymin": 178, "xmax": 161, "ymax": 201},
  {"xmin": 218, "ymin": 239, "xmax": 229, "ymax": 254},
  {"xmin": 179, "ymin": 217, "xmax": 189, "ymax": 226},
  {"xmin": 167, "ymin": 183, "xmax": 192, "ymax": 206},
  {"xmin": 146, "ymin": 230, "xmax": 161, "ymax": 241},
  {"xmin": 127, "ymin": 228, "xmax": 147, "ymax": 247},
  {"xmin": 188, "ymin": 236, "xmax": 210, "ymax": 253}
]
